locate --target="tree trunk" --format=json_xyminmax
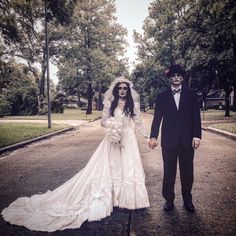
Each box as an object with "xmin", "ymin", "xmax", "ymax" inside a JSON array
[
  {"xmin": 40, "ymin": 53, "xmax": 47, "ymax": 96},
  {"xmin": 232, "ymin": 32, "xmax": 236, "ymax": 111},
  {"xmin": 224, "ymin": 86, "xmax": 231, "ymax": 117},
  {"xmin": 98, "ymin": 80, "xmax": 103, "ymax": 111},
  {"xmin": 86, "ymin": 81, "xmax": 93, "ymax": 114},
  {"xmin": 85, "ymin": 27, "xmax": 92, "ymax": 114},
  {"xmin": 38, "ymin": 55, "xmax": 47, "ymax": 115},
  {"xmin": 77, "ymin": 87, "xmax": 81, "ymax": 107},
  {"xmin": 233, "ymin": 80, "xmax": 236, "ymax": 111}
]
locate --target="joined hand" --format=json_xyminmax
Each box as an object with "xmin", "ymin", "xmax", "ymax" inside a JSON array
[
  {"xmin": 148, "ymin": 138, "xmax": 158, "ymax": 149},
  {"xmin": 192, "ymin": 138, "xmax": 200, "ymax": 149}
]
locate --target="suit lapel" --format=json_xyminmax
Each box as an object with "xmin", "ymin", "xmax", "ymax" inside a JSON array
[
  {"xmin": 167, "ymin": 88, "xmax": 178, "ymax": 112},
  {"xmin": 178, "ymin": 85, "xmax": 186, "ymax": 112},
  {"xmin": 167, "ymin": 85, "xmax": 186, "ymax": 112}
]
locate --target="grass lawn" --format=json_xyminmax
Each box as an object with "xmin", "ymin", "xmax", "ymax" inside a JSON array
[
  {"xmin": 148, "ymin": 109, "xmax": 236, "ymax": 121},
  {"xmin": 200, "ymin": 109, "xmax": 236, "ymax": 121},
  {"xmin": 0, "ymin": 109, "xmax": 102, "ymax": 121},
  {"xmin": 0, "ymin": 123, "xmax": 69, "ymax": 148},
  {"xmin": 211, "ymin": 123, "xmax": 236, "ymax": 134}
]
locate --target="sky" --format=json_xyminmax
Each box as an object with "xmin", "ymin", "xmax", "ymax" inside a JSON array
[
  {"xmin": 50, "ymin": 0, "xmax": 153, "ymax": 84},
  {"xmin": 115, "ymin": 0, "xmax": 152, "ymax": 68}
]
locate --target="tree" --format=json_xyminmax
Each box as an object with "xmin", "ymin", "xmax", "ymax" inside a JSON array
[
  {"xmin": 0, "ymin": 61, "xmax": 38, "ymax": 116},
  {"xmin": 135, "ymin": 0, "xmax": 236, "ymax": 116},
  {"xmin": 177, "ymin": 0, "xmax": 236, "ymax": 116},
  {"xmin": 133, "ymin": 0, "xmax": 187, "ymax": 104},
  {"xmin": 57, "ymin": 60, "xmax": 87, "ymax": 107},
  {"xmin": 0, "ymin": 0, "xmax": 76, "ymax": 114},
  {"xmin": 57, "ymin": 0, "xmax": 128, "ymax": 113}
]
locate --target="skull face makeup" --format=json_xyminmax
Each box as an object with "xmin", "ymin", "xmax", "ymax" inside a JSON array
[{"xmin": 118, "ymin": 83, "xmax": 128, "ymax": 98}]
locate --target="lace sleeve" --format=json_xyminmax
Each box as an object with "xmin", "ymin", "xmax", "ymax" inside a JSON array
[
  {"xmin": 132, "ymin": 102, "xmax": 148, "ymax": 138},
  {"xmin": 100, "ymin": 101, "xmax": 111, "ymax": 127}
]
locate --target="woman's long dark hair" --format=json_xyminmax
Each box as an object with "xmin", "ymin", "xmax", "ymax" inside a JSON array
[{"xmin": 110, "ymin": 82, "xmax": 135, "ymax": 117}]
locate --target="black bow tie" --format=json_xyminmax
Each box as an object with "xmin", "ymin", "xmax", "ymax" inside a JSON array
[{"xmin": 172, "ymin": 89, "xmax": 181, "ymax": 95}]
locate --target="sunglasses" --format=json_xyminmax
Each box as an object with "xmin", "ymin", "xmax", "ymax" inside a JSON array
[{"xmin": 118, "ymin": 86, "xmax": 128, "ymax": 91}]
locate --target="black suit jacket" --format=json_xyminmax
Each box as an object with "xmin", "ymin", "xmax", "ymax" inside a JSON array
[{"xmin": 150, "ymin": 85, "xmax": 202, "ymax": 149}]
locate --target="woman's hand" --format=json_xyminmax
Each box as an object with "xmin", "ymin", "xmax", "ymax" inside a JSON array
[{"xmin": 148, "ymin": 138, "xmax": 158, "ymax": 149}]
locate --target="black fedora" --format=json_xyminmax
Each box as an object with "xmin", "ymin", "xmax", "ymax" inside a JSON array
[{"xmin": 166, "ymin": 64, "xmax": 185, "ymax": 77}]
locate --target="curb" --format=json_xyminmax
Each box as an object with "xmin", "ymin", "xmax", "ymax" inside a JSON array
[
  {"xmin": 202, "ymin": 126, "xmax": 236, "ymax": 140},
  {"xmin": 88, "ymin": 116, "xmax": 102, "ymax": 123},
  {"xmin": 0, "ymin": 127, "xmax": 74, "ymax": 155}
]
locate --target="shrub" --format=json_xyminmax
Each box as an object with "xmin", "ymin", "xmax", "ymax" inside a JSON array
[
  {"xmin": 0, "ymin": 96, "xmax": 11, "ymax": 117},
  {"xmin": 51, "ymin": 99, "xmax": 64, "ymax": 113},
  {"xmin": 6, "ymin": 86, "xmax": 38, "ymax": 115}
]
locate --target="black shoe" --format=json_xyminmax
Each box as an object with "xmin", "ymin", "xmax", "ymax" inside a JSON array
[
  {"xmin": 164, "ymin": 202, "xmax": 174, "ymax": 211},
  {"xmin": 184, "ymin": 202, "xmax": 195, "ymax": 212}
]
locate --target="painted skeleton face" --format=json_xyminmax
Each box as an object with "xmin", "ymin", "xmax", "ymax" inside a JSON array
[
  {"xmin": 118, "ymin": 82, "xmax": 128, "ymax": 98},
  {"xmin": 169, "ymin": 73, "xmax": 183, "ymax": 86}
]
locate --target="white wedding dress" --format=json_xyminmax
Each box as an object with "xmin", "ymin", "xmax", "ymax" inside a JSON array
[{"xmin": 1, "ymin": 101, "xmax": 150, "ymax": 232}]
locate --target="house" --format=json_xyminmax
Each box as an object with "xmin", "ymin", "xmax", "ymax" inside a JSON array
[
  {"xmin": 203, "ymin": 89, "xmax": 234, "ymax": 109},
  {"xmin": 64, "ymin": 95, "xmax": 88, "ymax": 109}
]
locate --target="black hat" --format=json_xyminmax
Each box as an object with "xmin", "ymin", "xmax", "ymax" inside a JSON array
[{"xmin": 166, "ymin": 64, "xmax": 185, "ymax": 77}]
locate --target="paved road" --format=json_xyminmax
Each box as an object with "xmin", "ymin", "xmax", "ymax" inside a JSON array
[{"xmin": 0, "ymin": 113, "xmax": 235, "ymax": 236}]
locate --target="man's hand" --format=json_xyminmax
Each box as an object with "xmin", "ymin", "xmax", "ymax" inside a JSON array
[
  {"xmin": 148, "ymin": 138, "xmax": 158, "ymax": 149},
  {"xmin": 192, "ymin": 138, "xmax": 200, "ymax": 149}
]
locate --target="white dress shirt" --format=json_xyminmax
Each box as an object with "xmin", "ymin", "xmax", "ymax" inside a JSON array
[{"xmin": 171, "ymin": 85, "xmax": 182, "ymax": 110}]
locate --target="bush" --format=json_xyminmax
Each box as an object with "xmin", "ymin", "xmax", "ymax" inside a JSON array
[
  {"xmin": 6, "ymin": 86, "xmax": 38, "ymax": 115},
  {"xmin": 51, "ymin": 99, "xmax": 64, "ymax": 113},
  {"xmin": 0, "ymin": 96, "xmax": 11, "ymax": 117}
]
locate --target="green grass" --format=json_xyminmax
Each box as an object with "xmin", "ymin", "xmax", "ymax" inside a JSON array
[
  {"xmin": 211, "ymin": 123, "xmax": 236, "ymax": 134},
  {"xmin": 0, "ymin": 109, "xmax": 102, "ymax": 121},
  {"xmin": 147, "ymin": 109, "xmax": 236, "ymax": 121},
  {"xmin": 200, "ymin": 110, "xmax": 236, "ymax": 121},
  {"xmin": 0, "ymin": 123, "xmax": 69, "ymax": 148}
]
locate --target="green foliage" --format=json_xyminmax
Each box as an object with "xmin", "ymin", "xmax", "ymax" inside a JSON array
[
  {"xmin": 51, "ymin": 93, "xmax": 64, "ymax": 113},
  {"xmin": 0, "ymin": 0, "xmax": 77, "ymax": 114},
  {"xmin": 6, "ymin": 86, "xmax": 38, "ymax": 116},
  {"xmin": 0, "ymin": 0, "xmax": 128, "ymax": 115},
  {"xmin": 57, "ymin": 0, "xmax": 128, "ymax": 113},
  {"xmin": 0, "ymin": 96, "xmax": 11, "ymax": 117},
  {"xmin": 132, "ymin": 0, "xmax": 186, "ymax": 104},
  {"xmin": 0, "ymin": 61, "xmax": 38, "ymax": 116},
  {"xmin": 134, "ymin": 0, "xmax": 236, "ymax": 114},
  {"xmin": 131, "ymin": 64, "xmax": 169, "ymax": 106},
  {"xmin": 176, "ymin": 0, "xmax": 236, "ymax": 115}
]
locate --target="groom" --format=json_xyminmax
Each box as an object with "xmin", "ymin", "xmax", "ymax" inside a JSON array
[{"xmin": 149, "ymin": 64, "xmax": 201, "ymax": 212}]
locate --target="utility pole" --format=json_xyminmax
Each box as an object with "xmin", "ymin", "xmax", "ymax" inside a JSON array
[{"xmin": 45, "ymin": 0, "xmax": 51, "ymax": 128}]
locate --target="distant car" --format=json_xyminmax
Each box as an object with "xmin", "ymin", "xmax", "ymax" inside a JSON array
[
  {"xmin": 140, "ymin": 103, "xmax": 148, "ymax": 112},
  {"xmin": 205, "ymin": 90, "xmax": 225, "ymax": 109}
]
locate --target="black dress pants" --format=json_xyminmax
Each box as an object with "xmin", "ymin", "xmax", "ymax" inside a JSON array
[{"xmin": 161, "ymin": 143, "xmax": 194, "ymax": 203}]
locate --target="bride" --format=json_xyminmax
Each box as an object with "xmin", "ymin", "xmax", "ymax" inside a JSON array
[{"xmin": 1, "ymin": 76, "xmax": 150, "ymax": 232}]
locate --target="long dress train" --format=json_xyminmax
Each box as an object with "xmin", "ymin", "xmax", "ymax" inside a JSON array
[{"xmin": 1, "ymin": 101, "xmax": 150, "ymax": 232}]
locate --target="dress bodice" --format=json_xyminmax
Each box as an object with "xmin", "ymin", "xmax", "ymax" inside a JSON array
[
  {"xmin": 101, "ymin": 101, "xmax": 147, "ymax": 138},
  {"xmin": 114, "ymin": 107, "xmax": 131, "ymax": 130}
]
